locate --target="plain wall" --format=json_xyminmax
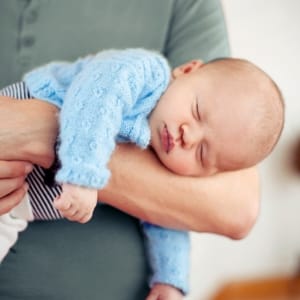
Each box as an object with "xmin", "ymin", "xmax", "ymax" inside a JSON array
[{"xmin": 188, "ymin": 1, "xmax": 300, "ymax": 299}]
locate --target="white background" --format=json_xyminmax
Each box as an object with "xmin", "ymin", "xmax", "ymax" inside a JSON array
[{"xmin": 188, "ymin": 1, "xmax": 300, "ymax": 299}]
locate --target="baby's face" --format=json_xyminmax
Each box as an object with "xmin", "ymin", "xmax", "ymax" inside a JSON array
[{"xmin": 149, "ymin": 62, "xmax": 260, "ymax": 177}]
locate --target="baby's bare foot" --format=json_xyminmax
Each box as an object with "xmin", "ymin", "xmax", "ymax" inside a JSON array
[{"xmin": 145, "ymin": 283, "xmax": 183, "ymax": 300}]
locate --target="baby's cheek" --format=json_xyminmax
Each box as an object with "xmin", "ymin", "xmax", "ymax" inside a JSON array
[{"xmin": 164, "ymin": 155, "xmax": 194, "ymax": 176}]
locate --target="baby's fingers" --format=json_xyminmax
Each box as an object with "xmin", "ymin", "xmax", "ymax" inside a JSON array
[
  {"xmin": 78, "ymin": 211, "xmax": 93, "ymax": 224},
  {"xmin": 59, "ymin": 204, "xmax": 79, "ymax": 220},
  {"xmin": 53, "ymin": 195, "xmax": 72, "ymax": 211},
  {"xmin": 54, "ymin": 198, "xmax": 94, "ymax": 223},
  {"xmin": 66, "ymin": 209, "xmax": 92, "ymax": 223}
]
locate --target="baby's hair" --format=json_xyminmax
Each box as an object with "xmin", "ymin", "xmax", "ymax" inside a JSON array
[{"xmin": 205, "ymin": 57, "xmax": 285, "ymax": 164}]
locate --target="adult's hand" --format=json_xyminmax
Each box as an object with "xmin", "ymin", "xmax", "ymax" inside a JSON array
[
  {"xmin": 0, "ymin": 160, "xmax": 32, "ymax": 215},
  {"xmin": 0, "ymin": 96, "xmax": 44, "ymax": 215},
  {"xmin": 0, "ymin": 96, "xmax": 56, "ymax": 216}
]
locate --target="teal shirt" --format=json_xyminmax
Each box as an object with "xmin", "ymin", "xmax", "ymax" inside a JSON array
[{"xmin": 0, "ymin": 1, "xmax": 230, "ymax": 296}]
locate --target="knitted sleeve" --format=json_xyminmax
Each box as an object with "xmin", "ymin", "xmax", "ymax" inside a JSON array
[
  {"xmin": 141, "ymin": 221, "xmax": 190, "ymax": 295},
  {"xmin": 55, "ymin": 49, "xmax": 170, "ymax": 188}
]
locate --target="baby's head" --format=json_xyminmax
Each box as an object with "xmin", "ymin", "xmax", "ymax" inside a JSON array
[{"xmin": 149, "ymin": 57, "xmax": 284, "ymax": 176}]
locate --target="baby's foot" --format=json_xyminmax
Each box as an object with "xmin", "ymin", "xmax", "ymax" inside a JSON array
[
  {"xmin": 53, "ymin": 183, "xmax": 97, "ymax": 223},
  {"xmin": 145, "ymin": 283, "xmax": 183, "ymax": 300}
]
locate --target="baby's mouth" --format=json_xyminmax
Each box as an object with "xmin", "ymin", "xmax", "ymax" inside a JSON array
[{"xmin": 162, "ymin": 124, "xmax": 174, "ymax": 153}]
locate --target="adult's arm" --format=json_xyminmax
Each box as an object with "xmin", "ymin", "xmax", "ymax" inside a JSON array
[
  {"xmin": 0, "ymin": 96, "xmax": 260, "ymax": 238},
  {"xmin": 103, "ymin": 146, "xmax": 260, "ymax": 238}
]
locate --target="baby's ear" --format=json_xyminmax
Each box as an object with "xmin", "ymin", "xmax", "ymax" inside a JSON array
[{"xmin": 172, "ymin": 60, "xmax": 204, "ymax": 78}]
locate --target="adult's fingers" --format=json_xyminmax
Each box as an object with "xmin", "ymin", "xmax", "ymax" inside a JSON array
[
  {"xmin": 0, "ymin": 161, "xmax": 32, "ymax": 179},
  {"xmin": 0, "ymin": 175, "xmax": 27, "ymax": 198},
  {"xmin": 0, "ymin": 183, "xmax": 28, "ymax": 215}
]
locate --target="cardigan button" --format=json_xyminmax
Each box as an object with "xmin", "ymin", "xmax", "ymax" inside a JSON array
[{"xmin": 21, "ymin": 36, "xmax": 35, "ymax": 48}]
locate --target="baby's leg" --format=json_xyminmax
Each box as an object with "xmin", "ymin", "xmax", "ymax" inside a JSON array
[
  {"xmin": 141, "ymin": 222, "xmax": 190, "ymax": 298},
  {"xmin": 0, "ymin": 194, "xmax": 32, "ymax": 262},
  {"xmin": 0, "ymin": 163, "xmax": 63, "ymax": 263},
  {"xmin": 26, "ymin": 164, "xmax": 63, "ymax": 220}
]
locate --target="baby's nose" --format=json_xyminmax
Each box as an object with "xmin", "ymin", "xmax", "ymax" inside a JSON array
[{"xmin": 179, "ymin": 124, "xmax": 201, "ymax": 150}]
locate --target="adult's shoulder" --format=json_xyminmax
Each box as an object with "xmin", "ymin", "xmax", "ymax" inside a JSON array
[{"xmin": 165, "ymin": 0, "xmax": 230, "ymax": 67}]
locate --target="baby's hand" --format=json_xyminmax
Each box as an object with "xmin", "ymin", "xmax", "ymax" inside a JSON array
[
  {"xmin": 146, "ymin": 284, "xmax": 183, "ymax": 300},
  {"xmin": 53, "ymin": 183, "xmax": 97, "ymax": 223}
]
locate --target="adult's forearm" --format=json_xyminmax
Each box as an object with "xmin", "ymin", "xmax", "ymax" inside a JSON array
[
  {"xmin": 0, "ymin": 96, "xmax": 260, "ymax": 238},
  {"xmin": 101, "ymin": 144, "xmax": 260, "ymax": 238},
  {"xmin": 0, "ymin": 97, "xmax": 58, "ymax": 168}
]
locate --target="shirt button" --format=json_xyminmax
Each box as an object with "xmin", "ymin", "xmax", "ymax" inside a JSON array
[
  {"xmin": 26, "ymin": 10, "xmax": 38, "ymax": 24},
  {"xmin": 22, "ymin": 36, "xmax": 35, "ymax": 47}
]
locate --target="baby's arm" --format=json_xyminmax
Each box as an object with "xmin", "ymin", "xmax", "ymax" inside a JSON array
[
  {"xmin": 49, "ymin": 61, "xmax": 123, "ymax": 222},
  {"xmin": 141, "ymin": 222, "xmax": 190, "ymax": 300},
  {"xmin": 52, "ymin": 50, "xmax": 170, "ymax": 222}
]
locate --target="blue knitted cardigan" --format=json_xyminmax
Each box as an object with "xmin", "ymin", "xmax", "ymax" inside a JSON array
[
  {"xmin": 24, "ymin": 49, "xmax": 190, "ymax": 294},
  {"xmin": 24, "ymin": 49, "xmax": 171, "ymax": 188}
]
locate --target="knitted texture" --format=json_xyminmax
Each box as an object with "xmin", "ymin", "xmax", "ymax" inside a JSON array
[
  {"xmin": 24, "ymin": 49, "xmax": 171, "ymax": 188},
  {"xmin": 141, "ymin": 222, "xmax": 190, "ymax": 294}
]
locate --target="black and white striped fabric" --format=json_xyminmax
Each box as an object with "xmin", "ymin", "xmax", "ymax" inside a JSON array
[{"xmin": 0, "ymin": 82, "xmax": 63, "ymax": 220}]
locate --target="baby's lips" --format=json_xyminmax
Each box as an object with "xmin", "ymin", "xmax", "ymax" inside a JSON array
[
  {"xmin": 162, "ymin": 124, "xmax": 175, "ymax": 153},
  {"xmin": 168, "ymin": 131, "xmax": 175, "ymax": 153}
]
